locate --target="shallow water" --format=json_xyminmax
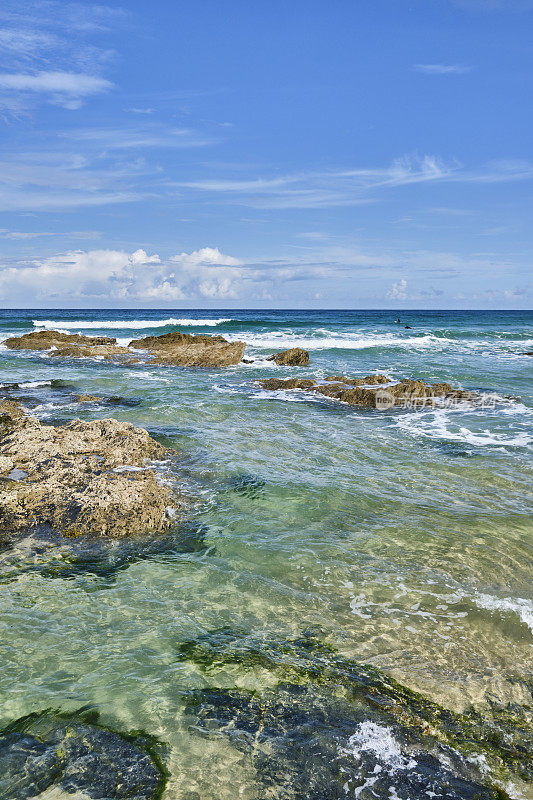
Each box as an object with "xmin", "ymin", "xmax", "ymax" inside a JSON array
[{"xmin": 0, "ymin": 309, "xmax": 532, "ymax": 799}]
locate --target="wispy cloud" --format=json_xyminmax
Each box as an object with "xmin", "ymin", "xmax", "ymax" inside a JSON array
[
  {"xmin": 0, "ymin": 70, "xmax": 112, "ymax": 108},
  {"xmin": 413, "ymin": 64, "xmax": 471, "ymax": 74},
  {"xmin": 178, "ymin": 155, "xmax": 533, "ymax": 209}
]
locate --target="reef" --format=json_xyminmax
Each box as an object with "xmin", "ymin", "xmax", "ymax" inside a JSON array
[
  {"xmin": 0, "ymin": 709, "xmax": 167, "ymax": 800},
  {"xmin": 5, "ymin": 328, "xmax": 246, "ymax": 368},
  {"xmin": 258, "ymin": 374, "xmax": 477, "ymax": 409},
  {"xmin": 0, "ymin": 399, "xmax": 182, "ymax": 537},
  {"xmin": 267, "ymin": 347, "xmax": 310, "ymax": 366},
  {"xmin": 178, "ymin": 629, "xmax": 532, "ymax": 798}
]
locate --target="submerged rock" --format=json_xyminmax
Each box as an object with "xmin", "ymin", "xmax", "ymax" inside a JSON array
[
  {"xmin": 178, "ymin": 629, "xmax": 531, "ymax": 797},
  {"xmin": 258, "ymin": 374, "xmax": 476, "ymax": 409},
  {"xmin": 0, "ymin": 400, "xmax": 182, "ymax": 537},
  {"xmin": 0, "ymin": 709, "xmax": 167, "ymax": 800},
  {"xmin": 267, "ymin": 347, "xmax": 310, "ymax": 366},
  {"xmin": 129, "ymin": 330, "xmax": 246, "ymax": 367}
]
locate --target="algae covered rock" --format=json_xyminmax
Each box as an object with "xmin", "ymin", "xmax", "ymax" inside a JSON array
[
  {"xmin": 129, "ymin": 330, "xmax": 246, "ymax": 367},
  {"xmin": 258, "ymin": 374, "xmax": 477, "ymax": 409},
  {"xmin": 0, "ymin": 400, "xmax": 182, "ymax": 537},
  {"xmin": 267, "ymin": 347, "xmax": 310, "ymax": 366},
  {"xmin": 0, "ymin": 709, "xmax": 167, "ymax": 800},
  {"xmin": 177, "ymin": 629, "xmax": 532, "ymax": 796}
]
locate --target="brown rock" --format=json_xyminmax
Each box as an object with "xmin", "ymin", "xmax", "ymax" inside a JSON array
[
  {"xmin": 258, "ymin": 378, "xmax": 316, "ymax": 391},
  {"xmin": 76, "ymin": 395, "xmax": 103, "ymax": 403},
  {"xmin": 258, "ymin": 375, "xmax": 476, "ymax": 409},
  {"xmin": 4, "ymin": 331, "xmax": 116, "ymax": 350},
  {"xmin": 267, "ymin": 348, "xmax": 310, "ymax": 366},
  {"xmin": 0, "ymin": 400, "xmax": 182, "ymax": 537},
  {"xmin": 129, "ymin": 331, "xmax": 246, "ymax": 367},
  {"xmin": 324, "ymin": 374, "xmax": 390, "ymax": 386}
]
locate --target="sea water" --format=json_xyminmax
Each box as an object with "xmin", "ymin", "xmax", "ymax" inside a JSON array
[{"xmin": 0, "ymin": 309, "xmax": 531, "ymax": 798}]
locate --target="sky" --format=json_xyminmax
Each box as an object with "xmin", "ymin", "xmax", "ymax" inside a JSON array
[{"xmin": 0, "ymin": 0, "xmax": 531, "ymax": 309}]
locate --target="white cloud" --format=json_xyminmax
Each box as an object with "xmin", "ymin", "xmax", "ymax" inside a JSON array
[
  {"xmin": 0, "ymin": 70, "xmax": 112, "ymax": 108},
  {"xmin": 413, "ymin": 64, "xmax": 471, "ymax": 74},
  {"xmin": 386, "ymin": 279, "xmax": 408, "ymax": 300}
]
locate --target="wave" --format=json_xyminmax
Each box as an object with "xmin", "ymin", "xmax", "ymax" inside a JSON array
[
  {"xmin": 394, "ymin": 408, "xmax": 532, "ymax": 448},
  {"xmin": 32, "ymin": 318, "xmax": 232, "ymax": 330},
  {"xmin": 475, "ymin": 593, "xmax": 533, "ymax": 635},
  {"xmin": 227, "ymin": 331, "xmax": 451, "ymax": 351}
]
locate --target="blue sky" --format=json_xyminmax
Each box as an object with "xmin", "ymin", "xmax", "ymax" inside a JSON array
[{"xmin": 0, "ymin": 0, "xmax": 531, "ymax": 308}]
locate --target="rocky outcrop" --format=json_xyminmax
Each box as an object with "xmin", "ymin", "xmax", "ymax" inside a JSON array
[
  {"xmin": 258, "ymin": 374, "xmax": 476, "ymax": 409},
  {"xmin": 5, "ymin": 328, "xmax": 246, "ymax": 368},
  {"xmin": 267, "ymin": 348, "xmax": 310, "ymax": 366},
  {"xmin": 0, "ymin": 400, "xmax": 182, "ymax": 536},
  {"xmin": 4, "ymin": 331, "xmax": 116, "ymax": 350},
  {"xmin": 0, "ymin": 709, "xmax": 166, "ymax": 799},
  {"xmin": 129, "ymin": 330, "xmax": 246, "ymax": 367}
]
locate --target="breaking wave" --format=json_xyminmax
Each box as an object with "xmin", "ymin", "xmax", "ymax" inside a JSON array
[{"xmin": 32, "ymin": 318, "xmax": 232, "ymax": 330}]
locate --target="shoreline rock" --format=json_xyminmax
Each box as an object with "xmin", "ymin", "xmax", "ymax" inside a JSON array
[
  {"xmin": 0, "ymin": 400, "xmax": 183, "ymax": 537},
  {"xmin": 267, "ymin": 348, "xmax": 310, "ymax": 366},
  {"xmin": 258, "ymin": 374, "xmax": 477, "ymax": 409},
  {"xmin": 129, "ymin": 330, "xmax": 246, "ymax": 367},
  {"xmin": 4, "ymin": 329, "xmax": 246, "ymax": 368}
]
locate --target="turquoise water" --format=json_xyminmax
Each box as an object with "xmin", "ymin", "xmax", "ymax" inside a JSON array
[{"xmin": 0, "ymin": 309, "xmax": 532, "ymax": 798}]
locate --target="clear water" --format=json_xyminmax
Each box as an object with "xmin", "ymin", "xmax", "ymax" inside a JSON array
[{"xmin": 0, "ymin": 309, "xmax": 532, "ymax": 798}]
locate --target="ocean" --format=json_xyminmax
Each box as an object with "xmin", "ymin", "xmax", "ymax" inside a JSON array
[{"xmin": 0, "ymin": 308, "xmax": 532, "ymax": 799}]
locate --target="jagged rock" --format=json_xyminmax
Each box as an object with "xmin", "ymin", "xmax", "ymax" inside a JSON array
[
  {"xmin": 3, "ymin": 329, "xmax": 246, "ymax": 368},
  {"xmin": 258, "ymin": 374, "xmax": 476, "ymax": 409},
  {"xmin": 267, "ymin": 347, "xmax": 310, "ymax": 366},
  {"xmin": 129, "ymin": 330, "xmax": 246, "ymax": 367},
  {"xmin": 0, "ymin": 400, "xmax": 182, "ymax": 536},
  {"xmin": 325, "ymin": 374, "xmax": 389, "ymax": 385},
  {"xmin": 259, "ymin": 378, "xmax": 316, "ymax": 390},
  {"xmin": 4, "ymin": 331, "xmax": 116, "ymax": 350},
  {"xmin": 0, "ymin": 709, "xmax": 166, "ymax": 800}
]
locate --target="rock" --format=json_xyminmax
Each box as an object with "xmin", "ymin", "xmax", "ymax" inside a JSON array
[
  {"xmin": 0, "ymin": 400, "xmax": 182, "ymax": 536},
  {"xmin": 259, "ymin": 378, "xmax": 316, "ymax": 390},
  {"xmin": 4, "ymin": 331, "xmax": 116, "ymax": 350},
  {"xmin": 0, "ymin": 709, "xmax": 166, "ymax": 800},
  {"xmin": 258, "ymin": 375, "xmax": 476, "ymax": 409},
  {"xmin": 76, "ymin": 394, "xmax": 103, "ymax": 402},
  {"xmin": 325, "ymin": 374, "xmax": 390, "ymax": 385},
  {"xmin": 179, "ymin": 630, "xmax": 531, "ymax": 797},
  {"xmin": 129, "ymin": 330, "xmax": 246, "ymax": 367},
  {"xmin": 267, "ymin": 347, "xmax": 310, "ymax": 366},
  {"xmin": 241, "ymin": 358, "xmax": 255, "ymax": 364},
  {"xmin": 523, "ymin": 351, "xmax": 533, "ymax": 356}
]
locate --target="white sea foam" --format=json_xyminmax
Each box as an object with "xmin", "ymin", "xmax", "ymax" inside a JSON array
[
  {"xmin": 475, "ymin": 594, "xmax": 533, "ymax": 636},
  {"xmin": 32, "ymin": 318, "xmax": 231, "ymax": 330},
  {"xmin": 344, "ymin": 721, "xmax": 415, "ymax": 771},
  {"xmin": 395, "ymin": 408, "xmax": 531, "ymax": 448},
  {"xmin": 226, "ymin": 331, "xmax": 452, "ymax": 352},
  {"xmin": 0, "ymin": 380, "xmax": 52, "ymax": 388}
]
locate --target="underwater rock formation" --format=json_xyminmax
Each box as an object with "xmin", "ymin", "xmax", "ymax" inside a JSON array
[
  {"xmin": 0, "ymin": 709, "xmax": 167, "ymax": 800},
  {"xmin": 178, "ymin": 629, "xmax": 532, "ymax": 798},
  {"xmin": 267, "ymin": 347, "xmax": 310, "ymax": 366},
  {"xmin": 0, "ymin": 400, "xmax": 182, "ymax": 536},
  {"xmin": 258, "ymin": 374, "xmax": 476, "ymax": 409}
]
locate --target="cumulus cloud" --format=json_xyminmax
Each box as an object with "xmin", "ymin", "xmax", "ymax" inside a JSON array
[
  {"xmin": 0, "ymin": 247, "xmax": 251, "ymax": 303},
  {"xmin": 386, "ymin": 279, "xmax": 408, "ymax": 300}
]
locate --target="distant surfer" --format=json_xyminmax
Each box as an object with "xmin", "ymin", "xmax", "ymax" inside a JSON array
[
  {"xmin": 404, "ymin": 324, "xmax": 411, "ymax": 329},
  {"xmin": 395, "ymin": 317, "xmax": 401, "ymax": 323}
]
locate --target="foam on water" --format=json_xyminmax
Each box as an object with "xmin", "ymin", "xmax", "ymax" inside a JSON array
[
  {"xmin": 475, "ymin": 594, "xmax": 533, "ymax": 636},
  {"xmin": 394, "ymin": 408, "xmax": 532, "ymax": 448},
  {"xmin": 33, "ymin": 318, "xmax": 232, "ymax": 330}
]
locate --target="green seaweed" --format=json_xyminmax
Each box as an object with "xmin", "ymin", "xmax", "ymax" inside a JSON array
[{"xmin": 175, "ymin": 628, "xmax": 533, "ymax": 789}]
